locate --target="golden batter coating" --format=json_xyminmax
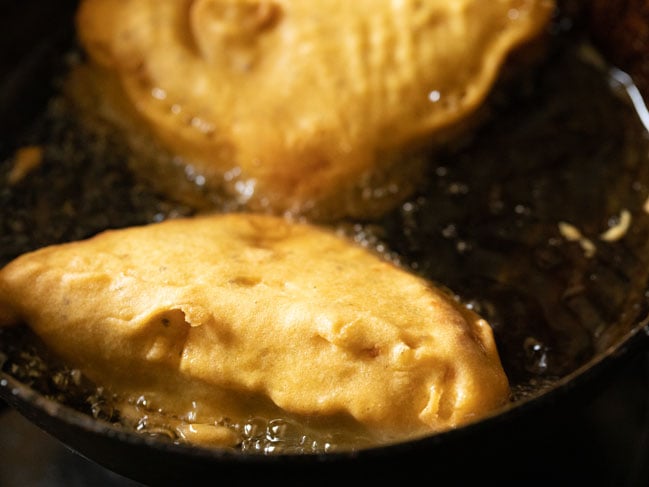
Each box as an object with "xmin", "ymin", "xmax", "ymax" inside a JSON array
[
  {"xmin": 73, "ymin": 0, "xmax": 554, "ymax": 220},
  {"xmin": 0, "ymin": 213, "xmax": 509, "ymax": 449}
]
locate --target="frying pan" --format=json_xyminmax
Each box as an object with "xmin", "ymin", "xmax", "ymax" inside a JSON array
[{"xmin": 2, "ymin": 1, "xmax": 649, "ymax": 484}]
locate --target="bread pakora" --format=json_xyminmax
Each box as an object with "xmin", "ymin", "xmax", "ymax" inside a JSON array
[
  {"xmin": 73, "ymin": 0, "xmax": 554, "ymax": 220},
  {"xmin": 0, "ymin": 213, "xmax": 509, "ymax": 449}
]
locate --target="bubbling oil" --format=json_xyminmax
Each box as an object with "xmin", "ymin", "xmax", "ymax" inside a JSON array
[{"xmin": 3, "ymin": 33, "xmax": 649, "ymax": 453}]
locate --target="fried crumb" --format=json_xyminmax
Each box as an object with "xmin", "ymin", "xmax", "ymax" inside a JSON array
[
  {"xmin": 558, "ymin": 221, "xmax": 582, "ymax": 241},
  {"xmin": 7, "ymin": 146, "xmax": 44, "ymax": 185},
  {"xmin": 558, "ymin": 221, "xmax": 596, "ymax": 258},
  {"xmin": 600, "ymin": 209, "xmax": 632, "ymax": 242}
]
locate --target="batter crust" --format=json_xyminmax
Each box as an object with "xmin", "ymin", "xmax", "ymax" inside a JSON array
[
  {"xmin": 73, "ymin": 0, "xmax": 554, "ymax": 219},
  {"xmin": 0, "ymin": 213, "xmax": 509, "ymax": 448}
]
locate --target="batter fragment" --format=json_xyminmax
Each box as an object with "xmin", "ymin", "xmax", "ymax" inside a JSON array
[{"xmin": 0, "ymin": 213, "xmax": 509, "ymax": 449}]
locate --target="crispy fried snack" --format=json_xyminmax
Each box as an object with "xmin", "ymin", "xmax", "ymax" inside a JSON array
[
  {"xmin": 0, "ymin": 213, "xmax": 509, "ymax": 448},
  {"xmin": 73, "ymin": 0, "xmax": 554, "ymax": 220}
]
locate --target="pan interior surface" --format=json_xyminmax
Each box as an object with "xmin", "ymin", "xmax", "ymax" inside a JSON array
[{"xmin": 2, "ymin": 1, "xmax": 649, "ymax": 461}]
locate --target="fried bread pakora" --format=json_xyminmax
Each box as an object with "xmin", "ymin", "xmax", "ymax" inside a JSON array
[
  {"xmin": 0, "ymin": 213, "xmax": 509, "ymax": 448},
  {"xmin": 73, "ymin": 0, "xmax": 555, "ymax": 220}
]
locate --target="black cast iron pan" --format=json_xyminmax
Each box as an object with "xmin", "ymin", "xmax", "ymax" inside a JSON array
[{"xmin": 2, "ymin": 1, "xmax": 649, "ymax": 485}]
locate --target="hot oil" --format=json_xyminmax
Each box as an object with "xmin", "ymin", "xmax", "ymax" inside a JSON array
[
  {"xmin": 343, "ymin": 40, "xmax": 649, "ymax": 399},
  {"xmin": 2, "ymin": 33, "xmax": 649, "ymax": 452}
]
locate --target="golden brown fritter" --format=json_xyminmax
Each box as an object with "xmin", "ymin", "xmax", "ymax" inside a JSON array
[
  {"xmin": 0, "ymin": 213, "xmax": 509, "ymax": 448},
  {"xmin": 73, "ymin": 0, "xmax": 554, "ymax": 220}
]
